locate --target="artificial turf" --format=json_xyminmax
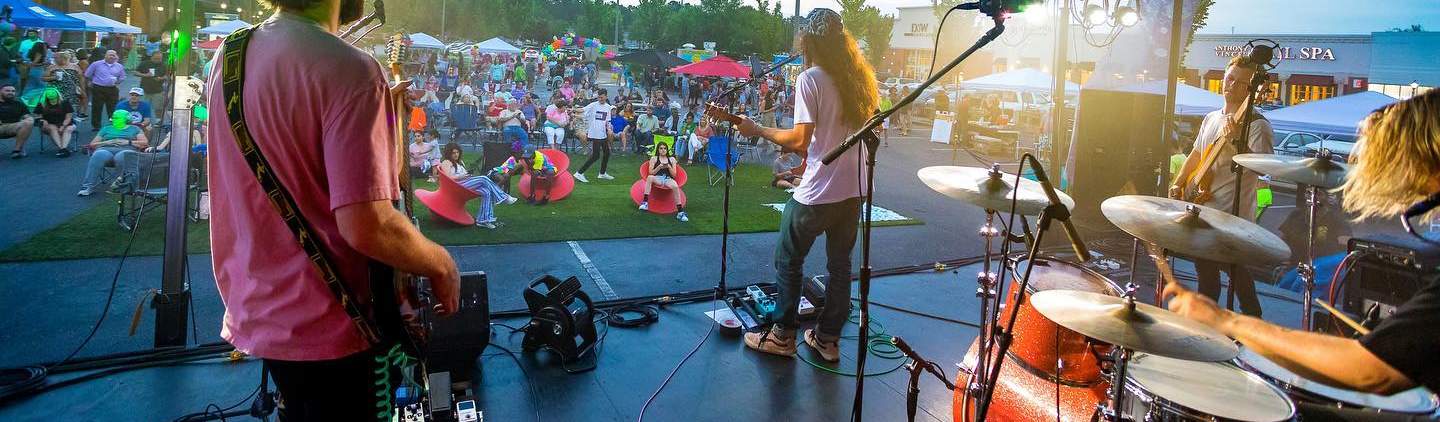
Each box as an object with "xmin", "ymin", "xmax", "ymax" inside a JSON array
[{"xmin": 1, "ymin": 153, "xmax": 921, "ymax": 262}]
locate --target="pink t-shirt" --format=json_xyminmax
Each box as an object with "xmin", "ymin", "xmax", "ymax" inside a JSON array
[{"xmin": 205, "ymin": 13, "xmax": 398, "ymax": 361}]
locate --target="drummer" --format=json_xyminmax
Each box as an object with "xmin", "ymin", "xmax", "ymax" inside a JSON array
[{"xmin": 1165, "ymin": 89, "xmax": 1440, "ymax": 397}]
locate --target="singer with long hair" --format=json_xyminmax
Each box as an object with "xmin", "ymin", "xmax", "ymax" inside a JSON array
[
  {"xmin": 736, "ymin": 8, "xmax": 878, "ymax": 362},
  {"xmin": 1165, "ymin": 90, "xmax": 1440, "ymax": 413}
]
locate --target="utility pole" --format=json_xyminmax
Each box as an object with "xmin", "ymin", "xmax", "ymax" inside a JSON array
[
  {"xmin": 1049, "ymin": 0, "xmax": 1069, "ymax": 170},
  {"xmin": 441, "ymin": 0, "xmax": 447, "ymax": 40}
]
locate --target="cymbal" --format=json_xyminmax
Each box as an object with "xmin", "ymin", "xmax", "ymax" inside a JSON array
[
  {"xmin": 1233, "ymin": 153, "xmax": 1349, "ymax": 189},
  {"xmin": 918, "ymin": 165, "xmax": 1074, "ymax": 215},
  {"xmin": 1031, "ymin": 290, "xmax": 1239, "ymax": 362},
  {"xmin": 1102, "ymin": 195, "xmax": 1290, "ymax": 265}
]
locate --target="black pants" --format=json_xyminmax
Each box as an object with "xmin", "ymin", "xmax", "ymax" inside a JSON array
[
  {"xmin": 576, "ymin": 137, "xmax": 610, "ymax": 174},
  {"xmin": 89, "ymin": 84, "xmax": 119, "ymax": 128},
  {"xmin": 1195, "ymin": 259, "xmax": 1263, "ymax": 317},
  {"xmin": 266, "ymin": 347, "xmax": 386, "ymax": 422}
]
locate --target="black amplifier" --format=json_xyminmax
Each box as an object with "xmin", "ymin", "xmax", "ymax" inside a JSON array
[{"xmin": 1320, "ymin": 235, "xmax": 1440, "ymax": 335}]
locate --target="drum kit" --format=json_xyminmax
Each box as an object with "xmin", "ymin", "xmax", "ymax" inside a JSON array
[{"xmin": 917, "ymin": 155, "xmax": 1438, "ymax": 421}]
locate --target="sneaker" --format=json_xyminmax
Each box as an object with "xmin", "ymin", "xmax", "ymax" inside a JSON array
[
  {"xmin": 474, "ymin": 221, "xmax": 497, "ymax": 229},
  {"xmin": 676, "ymin": 211, "xmax": 689, "ymax": 222},
  {"xmin": 743, "ymin": 326, "xmax": 796, "ymax": 357},
  {"xmin": 573, "ymin": 172, "xmax": 589, "ymax": 183},
  {"xmin": 9, "ymin": 150, "xmax": 22, "ymax": 159},
  {"xmin": 597, "ymin": 173, "xmax": 615, "ymax": 180},
  {"xmin": 638, "ymin": 201, "xmax": 649, "ymax": 211},
  {"xmin": 55, "ymin": 149, "xmax": 71, "ymax": 158},
  {"xmin": 804, "ymin": 329, "xmax": 840, "ymax": 362},
  {"xmin": 503, "ymin": 195, "xmax": 518, "ymax": 205},
  {"xmin": 537, "ymin": 197, "xmax": 549, "ymax": 206},
  {"xmin": 76, "ymin": 188, "xmax": 93, "ymax": 197}
]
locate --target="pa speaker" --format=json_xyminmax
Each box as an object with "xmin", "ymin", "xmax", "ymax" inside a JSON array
[{"xmin": 1068, "ymin": 89, "xmax": 1166, "ymax": 220}]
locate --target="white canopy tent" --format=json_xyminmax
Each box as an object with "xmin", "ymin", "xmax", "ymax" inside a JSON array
[
  {"xmin": 67, "ymin": 12, "xmax": 141, "ymax": 33},
  {"xmin": 1104, "ymin": 80, "xmax": 1225, "ymax": 117},
  {"xmin": 961, "ymin": 68, "xmax": 1080, "ymax": 93},
  {"xmin": 409, "ymin": 33, "xmax": 445, "ymax": 49},
  {"xmin": 198, "ymin": 19, "xmax": 251, "ymax": 36},
  {"xmin": 475, "ymin": 37, "xmax": 522, "ymax": 54},
  {"xmin": 1263, "ymin": 91, "xmax": 1399, "ymax": 137}
]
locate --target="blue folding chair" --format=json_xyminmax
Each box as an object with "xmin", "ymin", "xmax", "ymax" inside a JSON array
[
  {"xmin": 706, "ymin": 135, "xmax": 741, "ymax": 186},
  {"xmin": 449, "ymin": 104, "xmax": 482, "ymax": 148}
]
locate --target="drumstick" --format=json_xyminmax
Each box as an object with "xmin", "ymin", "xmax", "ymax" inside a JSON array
[{"xmin": 1312, "ymin": 299, "xmax": 1370, "ymax": 335}]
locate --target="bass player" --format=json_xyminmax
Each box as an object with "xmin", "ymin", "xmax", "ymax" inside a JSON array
[
  {"xmin": 205, "ymin": 1, "xmax": 459, "ymax": 420},
  {"xmin": 1168, "ymin": 55, "xmax": 1274, "ymax": 317}
]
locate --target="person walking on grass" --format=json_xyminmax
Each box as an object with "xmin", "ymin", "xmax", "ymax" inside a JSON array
[{"xmin": 573, "ymin": 88, "xmax": 616, "ymax": 183}]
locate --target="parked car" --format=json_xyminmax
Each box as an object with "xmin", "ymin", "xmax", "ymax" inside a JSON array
[
  {"xmin": 1273, "ymin": 131, "xmax": 1353, "ymax": 162},
  {"xmin": 882, "ymin": 77, "xmax": 919, "ymax": 91}
]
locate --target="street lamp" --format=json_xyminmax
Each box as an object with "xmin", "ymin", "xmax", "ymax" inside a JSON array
[{"xmin": 81, "ymin": 0, "xmax": 90, "ymax": 5}]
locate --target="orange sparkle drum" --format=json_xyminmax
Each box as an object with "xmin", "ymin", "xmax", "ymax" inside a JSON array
[
  {"xmin": 1001, "ymin": 257, "xmax": 1121, "ymax": 385},
  {"xmin": 953, "ymin": 337, "xmax": 1108, "ymax": 421}
]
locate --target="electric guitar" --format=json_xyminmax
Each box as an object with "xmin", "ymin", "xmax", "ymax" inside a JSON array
[
  {"xmin": 1177, "ymin": 87, "xmax": 1261, "ymax": 204},
  {"xmin": 702, "ymin": 102, "xmax": 745, "ymax": 126}
]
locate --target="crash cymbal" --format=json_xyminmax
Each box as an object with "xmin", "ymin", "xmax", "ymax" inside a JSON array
[
  {"xmin": 1102, "ymin": 195, "xmax": 1290, "ymax": 265},
  {"xmin": 1030, "ymin": 290, "xmax": 1240, "ymax": 362},
  {"xmin": 918, "ymin": 165, "xmax": 1074, "ymax": 215},
  {"xmin": 1234, "ymin": 153, "xmax": 1349, "ymax": 189}
]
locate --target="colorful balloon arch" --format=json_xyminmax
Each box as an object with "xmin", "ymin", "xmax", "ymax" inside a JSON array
[{"xmin": 542, "ymin": 32, "xmax": 617, "ymax": 59}]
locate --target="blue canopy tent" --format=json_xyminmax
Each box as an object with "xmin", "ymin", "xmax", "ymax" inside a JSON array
[{"xmin": 1, "ymin": 0, "xmax": 86, "ymax": 30}]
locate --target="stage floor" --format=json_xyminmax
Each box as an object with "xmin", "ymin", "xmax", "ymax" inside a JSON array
[{"xmin": 0, "ymin": 255, "xmax": 1307, "ymax": 421}]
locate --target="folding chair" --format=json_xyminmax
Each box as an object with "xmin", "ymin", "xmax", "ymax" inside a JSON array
[
  {"xmin": 705, "ymin": 135, "xmax": 741, "ymax": 187},
  {"xmin": 448, "ymin": 104, "xmax": 483, "ymax": 148},
  {"xmin": 116, "ymin": 151, "xmax": 172, "ymax": 232}
]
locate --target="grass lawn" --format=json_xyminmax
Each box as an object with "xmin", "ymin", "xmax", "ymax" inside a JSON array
[{"xmin": 1, "ymin": 153, "xmax": 922, "ymax": 262}]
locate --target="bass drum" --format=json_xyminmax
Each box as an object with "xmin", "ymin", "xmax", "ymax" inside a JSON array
[
  {"xmin": 1121, "ymin": 353, "xmax": 1296, "ymax": 422},
  {"xmin": 953, "ymin": 337, "xmax": 1108, "ymax": 421},
  {"xmin": 1236, "ymin": 348, "xmax": 1439, "ymax": 415},
  {"xmin": 1003, "ymin": 257, "xmax": 1121, "ymax": 384}
]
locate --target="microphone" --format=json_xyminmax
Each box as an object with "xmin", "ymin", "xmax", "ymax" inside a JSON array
[
  {"xmin": 892, "ymin": 336, "xmax": 958, "ymax": 390},
  {"xmin": 1023, "ymin": 155, "xmax": 1091, "ymax": 261}
]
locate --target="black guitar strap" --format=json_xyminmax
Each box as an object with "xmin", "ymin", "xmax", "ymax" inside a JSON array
[{"xmin": 220, "ymin": 26, "xmax": 382, "ymax": 345}]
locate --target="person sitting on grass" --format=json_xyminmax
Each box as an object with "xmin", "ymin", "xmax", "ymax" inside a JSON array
[
  {"xmin": 78, "ymin": 110, "xmax": 148, "ymax": 196},
  {"xmin": 491, "ymin": 145, "xmax": 558, "ymax": 205},
  {"xmin": 638, "ymin": 141, "xmax": 689, "ymax": 222},
  {"xmin": 35, "ymin": 87, "xmax": 76, "ymax": 157},
  {"xmin": 436, "ymin": 143, "xmax": 516, "ymax": 229},
  {"xmin": 772, "ymin": 151, "xmax": 805, "ymax": 191}
]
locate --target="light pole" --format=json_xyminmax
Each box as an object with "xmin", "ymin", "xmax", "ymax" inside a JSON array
[{"xmin": 441, "ymin": 0, "xmax": 447, "ymax": 40}]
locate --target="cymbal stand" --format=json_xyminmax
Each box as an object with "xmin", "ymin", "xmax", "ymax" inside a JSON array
[
  {"xmin": 1094, "ymin": 285, "xmax": 1139, "ymax": 422},
  {"xmin": 1298, "ymin": 180, "xmax": 1322, "ymax": 331},
  {"xmin": 969, "ymin": 208, "xmax": 1001, "ymax": 398}
]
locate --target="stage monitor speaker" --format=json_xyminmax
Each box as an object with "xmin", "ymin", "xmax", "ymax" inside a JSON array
[
  {"xmin": 427, "ymin": 271, "xmax": 490, "ymax": 384},
  {"xmin": 1068, "ymin": 89, "xmax": 1168, "ymax": 221}
]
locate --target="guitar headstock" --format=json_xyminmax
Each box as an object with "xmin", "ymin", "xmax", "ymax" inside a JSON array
[
  {"xmin": 702, "ymin": 103, "xmax": 743, "ymax": 126},
  {"xmin": 385, "ymin": 32, "xmax": 411, "ymax": 79}
]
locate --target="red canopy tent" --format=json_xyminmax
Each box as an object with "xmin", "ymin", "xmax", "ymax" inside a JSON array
[
  {"xmin": 198, "ymin": 39, "xmax": 223, "ymax": 50},
  {"xmin": 670, "ymin": 55, "xmax": 750, "ymax": 78}
]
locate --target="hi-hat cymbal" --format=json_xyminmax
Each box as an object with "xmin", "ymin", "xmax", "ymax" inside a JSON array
[
  {"xmin": 1102, "ymin": 195, "xmax": 1290, "ymax": 265},
  {"xmin": 918, "ymin": 165, "xmax": 1074, "ymax": 215},
  {"xmin": 1233, "ymin": 153, "xmax": 1349, "ymax": 189},
  {"xmin": 1031, "ymin": 290, "xmax": 1240, "ymax": 362}
]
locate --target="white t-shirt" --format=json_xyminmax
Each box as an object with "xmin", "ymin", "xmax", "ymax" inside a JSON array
[
  {"xmin": 581, "ymin": 101, "xmax": 615, "ymax": 140},
  {"xmin": 792, "ymin": 66, "xmax": 865, "ymax": 206},
  {"xmin": 1189, "ymin": 109, "xmax": 1274, "ymax": 219}
]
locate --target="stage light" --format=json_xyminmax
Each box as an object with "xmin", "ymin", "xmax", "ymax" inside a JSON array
[
  {"xmin": 1114, "ymin": 6, "xmax": 1139, "ymax": 27},
  {"xmin": 1083, "ymin": 4, "xmax": 1107, "ymax": 27}
]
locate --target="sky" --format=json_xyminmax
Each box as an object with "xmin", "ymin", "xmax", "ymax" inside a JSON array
[{"xmin": 634, "ymin": 0, "xmax": 1440, "ymax": 35}]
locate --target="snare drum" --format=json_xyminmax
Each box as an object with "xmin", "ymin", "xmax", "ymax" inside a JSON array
[
  {"xmin": 1003, "ymin": 257, "xmax": 1122, "ymax": 384},
  {"xmin": 1237, "ymin": 348, "xmax": 1439, "ymax": 415},
  {"xmin": 1121, "ymin": 353, "xmax": 1296, "ymax": 422}
]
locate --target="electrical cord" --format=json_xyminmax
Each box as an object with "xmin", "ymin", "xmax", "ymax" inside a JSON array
[
  {"xmin": 170, "ymin": 383, "xmax": 261, "ymax": 422},
  {"xmin": 636, "ymin": 299, "xmax": 718, "ymax": 422},
  {"xmin": 485, "ymin": 342, "xmax": 542, "ymax": 422},
  {"xmin": 797, "ymin": 311, "xmax": 909, "ymax": 378},
  {"xmin": 605, "ymin": 304, "xmax": 660, "ymax": 328}
]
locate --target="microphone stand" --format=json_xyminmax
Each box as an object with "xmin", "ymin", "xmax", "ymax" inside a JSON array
[
  {"xmin": 710, "ymin": 54, "xmax": 803, "ymax": 303},
  {"xmin": 820, "ymin": 17, "xmax": 1007, "ymax": 422},
  {"xmin": 972, "ymin": 154, "xmax": 1077, "ymax": 421},
  {"xmin": 1224, "ymin": 48, "xmax": 1273, "ymax": 315},
  {"xmin": 893, "ymin": 336, "xmax": 958, "ymax": 422}
]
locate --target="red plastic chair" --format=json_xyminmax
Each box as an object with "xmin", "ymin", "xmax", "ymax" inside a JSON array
[
  {"xmin": 416, "ymin": 173, "xmax": 479, "ymax": 225},
  {"xmin": 629, "ymin": 161, "xmax": 688, "ymax": 214},
  {"xmin": 518, "ymin": 148, "xmax": 575, "ymax": 201}
]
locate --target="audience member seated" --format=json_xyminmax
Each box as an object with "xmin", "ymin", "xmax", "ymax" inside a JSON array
[
  {"xmin": 488, "ymin": 98, "xmax": 528, "ymax": 149},
  {"xmin": 541, "ymin": 95, "xmax": 570, "ymax": 149},
  {"xmin": 635, "ymin": 142, "xmax": 689, "ymax": 222},
  {"xmin": 115, "ymin": 87, "xmax": 153, "ymax": 129},
  {"xmin": 490, "ymin": 145, "xmax": 558, "ymax": 205},
  {"xmin": 112, "ymin": 116, "xmax": 201, "ymax": 193},
  {"xmin": 435, "ymin": 143, "xmax": 515, "ymax": 229},
  {"xmin": 78, "ymin": 110, "xmax": 148, "ymax": 196},
  {"xmin": 408, "ymin": 131, "xmax": 440, "ymax": 180},
  {"xmin": 772, "ymin": 151, "xmax": 805, "ymax": 191},
  {"xmin": 635, "ymin": 107, "xmax": 658, "ymax": 153},
  {"xmin": 0, "ymin": 84, "xmax": 34, "ymax": 159},
  {"xmin": 35, "ymin": 88, "xmax": 76, "ymax": 157}
]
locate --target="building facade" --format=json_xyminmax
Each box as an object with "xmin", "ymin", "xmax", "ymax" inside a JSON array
[{"xmin": 1184, "ymin": 34, "xmax": 1373, "ymax": 106}]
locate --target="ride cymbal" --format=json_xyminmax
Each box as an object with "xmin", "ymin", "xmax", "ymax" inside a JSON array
[
  {"xmin": 1101, "ymin": 195, "xmax": 1290, "ymax": 265},
  {"xmin": 918, "ymin": 165, "xmax": 1073, "ymax": 215},
  {"xmin": 1233, "ymin": 153, "xmax": 1349, "ymax": 189},
  {"xmin": 1030, "ymin": 290, "xmax": 1239, "ymax": 362}
]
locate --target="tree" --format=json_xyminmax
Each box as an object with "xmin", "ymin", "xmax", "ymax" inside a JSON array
[{"xmin": 838, "ymin": 0, "xmax": 895, "ymax": 69}]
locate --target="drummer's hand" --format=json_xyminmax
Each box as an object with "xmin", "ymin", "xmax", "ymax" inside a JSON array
[
  {"xmin": 1162, "ymin": 281, "xmax": 1233, "ymax": 333},
  {"xmin": 1167, "ymin": 185, "xmax": 1183, "ymax": 200}
]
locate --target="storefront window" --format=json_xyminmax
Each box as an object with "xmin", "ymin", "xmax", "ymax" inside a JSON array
[
  {"xmin": 1289, "ymin": 84, "xmax": 1336, "ymax": 105},
  {"xmin": 1206, "ymin": 78, "xmax": 1223, "ymax": 94}
]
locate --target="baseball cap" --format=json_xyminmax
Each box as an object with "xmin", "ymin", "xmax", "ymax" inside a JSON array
[{"xmin": 129, "ymin": 87, "xmax": 145, "ymax": 96}]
